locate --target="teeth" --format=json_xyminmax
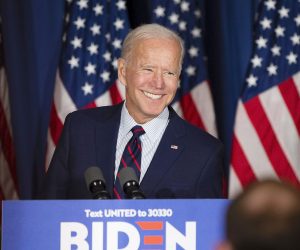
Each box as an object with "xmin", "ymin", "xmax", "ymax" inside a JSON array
[{"xmin": 143, "ymin": 91, "xmax": 162, "ymax": 100}]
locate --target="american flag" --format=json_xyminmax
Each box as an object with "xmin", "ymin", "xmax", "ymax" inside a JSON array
[
  {"xmin": 150, "ymin": 0, "xmax": 217, "ymax": 137},
  {"xmin": 229, "ymin": 0, "xmax": 300, "ymax": 197},
  {"xmin": 46, "ymin": 0, "xmax": 130, "ymax": 168},
  {"xmin": 0, "ymin": 20, "xmax": 19, "ymax": 201}
]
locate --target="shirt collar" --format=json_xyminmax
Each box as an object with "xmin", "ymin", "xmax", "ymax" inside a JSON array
[{"xmin": 120, "ymin": 102, "xmax": 169, "ymax": 142}]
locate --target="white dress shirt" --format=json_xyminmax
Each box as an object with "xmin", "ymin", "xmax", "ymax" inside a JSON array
[{"xmin": 114, "ymin": 102, "xmax": 169, "ymax": 183}]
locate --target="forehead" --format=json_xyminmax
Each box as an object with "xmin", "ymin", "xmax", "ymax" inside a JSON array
[
  {"xmin": 135, "ymin": 37, "xmax": 180, "ymax": 50},
  {"xmin": 131, "ymin": 38, "xmax": 181, "ymax": 64}
]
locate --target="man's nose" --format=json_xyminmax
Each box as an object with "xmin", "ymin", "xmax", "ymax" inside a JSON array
[{"xmin": 153, "ymin": 71, "xmax": 165, "ymax": 89}]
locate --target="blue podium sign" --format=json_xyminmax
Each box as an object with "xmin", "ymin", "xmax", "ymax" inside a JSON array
[{"xmin": 2, "ymin": 199, "xmax": 229, "ymax": 250}]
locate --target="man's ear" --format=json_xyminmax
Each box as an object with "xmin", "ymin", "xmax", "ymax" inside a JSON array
[
  {"xmin": 117, "ymin": 58, "xmax": 126, "ymax": 86},
  {"xmin": 215, "ymin": 241, "xmax": 234, "ymax": 250}
]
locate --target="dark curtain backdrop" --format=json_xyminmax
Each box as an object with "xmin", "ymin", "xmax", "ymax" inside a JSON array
[{"xmin": 0, "ymin": 0, "xmax": 259, "ymax": 198}]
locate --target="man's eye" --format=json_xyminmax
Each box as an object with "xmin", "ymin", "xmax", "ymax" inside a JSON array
[
  {"xmin": 143, "ymin": 68, "xmax": 153, "ymax": 72},
  {"xmin": 165, "ymin": 71, "xmax": 176, "ymax": 77}
]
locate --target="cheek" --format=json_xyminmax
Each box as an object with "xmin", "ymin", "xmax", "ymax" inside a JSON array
[
  {"xmin": 127, "ymin": 74, "xmax": 147, "ymax": 88},
  {"xmin": 167, "ymin": 82, "xmax": 179, "ymax": 94}
]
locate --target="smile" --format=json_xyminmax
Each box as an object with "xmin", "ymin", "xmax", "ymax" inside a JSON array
[{"xmin": 143, "ymin": 91, "xmax": 162, "ymax": 100}]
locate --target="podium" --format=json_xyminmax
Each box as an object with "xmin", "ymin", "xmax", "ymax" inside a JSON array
[{"xmin": 2, "ymin": 199, "xmax": 229, "ymax": 250}]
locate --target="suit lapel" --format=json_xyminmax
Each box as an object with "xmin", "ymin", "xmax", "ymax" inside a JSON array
[
  {"xmin": 95, "ymin": 104, "xmax": 122, "ymax": 195},
  {"xmin": 140, "ymin": 109, "xmax": 186, "ymax": 194}
]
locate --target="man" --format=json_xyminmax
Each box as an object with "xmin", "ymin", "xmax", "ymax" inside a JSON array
[
  {"xmin": 41, "ymin": 23, "xmax": 224, "ymax": 199},
  {"xmin": 217, "ymin": 180, "xmax": 300, "ymax": 250}
]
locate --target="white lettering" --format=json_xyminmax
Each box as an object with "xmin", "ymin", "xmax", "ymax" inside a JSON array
[
  {"xmin": 60, "ymin": 220, "xmax": 196, "ymax": 249},
  {"xmin": 84, "ymin": 209, "xmax": 103, "ymax": 218},
  {"xmin": 104, "ymin": 209, "xmax": 137, "ymax": 217},
  {"xmin": 166, "ymin": 221, "xmax": 196, "ymax": 250},
  {"xmin": 60, "ymin": 222, "xmax": 89, "ymax": 250},
  {"xmin": 107, "ymin": 222, "xmax": 140, "ymax": 250},
  {"xmin": 92, "ymin": 222, "xmax": 103, "ymax": 250}
]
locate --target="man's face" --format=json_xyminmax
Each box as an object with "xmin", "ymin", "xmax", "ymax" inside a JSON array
[{"xmin": 118, "ymin": 38, "xmax": 181, "ymax": 124}]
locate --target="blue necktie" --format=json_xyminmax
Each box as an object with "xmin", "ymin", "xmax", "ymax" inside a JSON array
[{"xmin": 113, "ymin": 125, "xmax": 145, "ymax": 199}]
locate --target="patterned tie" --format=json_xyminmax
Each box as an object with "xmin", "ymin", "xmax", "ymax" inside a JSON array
[{"xmin": 113, "ymin": 125, "xmax": 145, "ymax": 199}]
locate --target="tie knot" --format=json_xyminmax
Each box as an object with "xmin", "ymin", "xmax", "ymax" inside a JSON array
[{"xmin": 131, "ymin": 125, "xmax": 145, "ymax": 138}]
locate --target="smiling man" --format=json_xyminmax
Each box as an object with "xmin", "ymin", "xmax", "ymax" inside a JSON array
[{"xmin": 42, "ymin": 24, "xmax": 224, "ymax": 199}]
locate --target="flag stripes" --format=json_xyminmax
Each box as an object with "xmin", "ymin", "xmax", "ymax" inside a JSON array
[
  {"xmin": 231, "ymin": 135, "xmax": 257, "ymax": 187},
  {"xmin": 278, "ymin": 76, "xmax": 300, "ymax": 135},
  {"xmin": 230, "ymin": 101, "xmax": 279, "ymax": 196},
  {"xmin": 245, "ymin": 95, "xmax": 299, "ymax": 185},
  {"xmin": 180, "ymin": 93, "xmax": 205, "ymax": 130},
  {"xmin": 189, "ymin": 81, "xmax": 217, "ymax": 137},
  {"xmin": 259, "ymin": 82, "xmax": 300, "ymax": 175},
  {"xmin": 230, "ymin": 73, "xmax": 300, "ymax": 197},
  {"xmin": 229, "ymin": 0, "xmax": 300, "ymax": 197},
  {"xmin": 0, "ymin": 68, "xmax": 19, "ymax": 199}
]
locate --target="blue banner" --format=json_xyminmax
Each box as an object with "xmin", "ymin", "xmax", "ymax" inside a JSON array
[{"xmin": 2, "ymin": 199, "xmax": 229, "ymax": 250}]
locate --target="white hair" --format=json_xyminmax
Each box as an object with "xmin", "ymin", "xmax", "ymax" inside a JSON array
[{"xmin": 121, "ymin": 23, "xmax": 185, "ymax": 71}]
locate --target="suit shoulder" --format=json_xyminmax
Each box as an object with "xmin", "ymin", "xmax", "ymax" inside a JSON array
[{"xmin": 187, "ymin": 121, "xmax": 221, "ymax": 145}]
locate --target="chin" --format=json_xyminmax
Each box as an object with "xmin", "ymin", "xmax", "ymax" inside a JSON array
[{"xmin": 145, "ymin": 110, "xmax": 165, "ymax": 119}]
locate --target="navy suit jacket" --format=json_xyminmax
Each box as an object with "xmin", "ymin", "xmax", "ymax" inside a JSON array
[{"xmin": 41, "ymin": 103, "xmax": 224, "ymax": 199}]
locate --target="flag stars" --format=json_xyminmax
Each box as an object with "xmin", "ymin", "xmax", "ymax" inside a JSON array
[
  {"xmin": 264, "ymin": 0, "xmax": 276, "ymax": 10},
  {"xmin": 271, "ymin": 45, "xmax": 281, "ymax": 56},
  {"xmin": 247, "ymin": 74, "xmax": 258, "ymax": 87},
  {"xmin": 93, "ymin": 4, "xmax": 103, "ymax": 16},
  {"xmin": 71, "ymin": 36, "xmax": 82, "ymax": 49},
  {"xmin": 62, "ymin": 33, "xmax": 67, "ymax": 42},
  {"xmin": 267, "ymin": 63, "xmax": 278, "ymax": 76},
  {"xmin": 188, "ymin": 46, "xmax": 199, "ymax": 58},
  {"xmin": 116, "ymin": 0, "xmax": 126, "ymax": 10},
  {"xmin": 87, "ymin": 43, "xmax": 98, "ymax": 55},
  {"xmin": 256, "ymin": 36, "xmax": 267, "ymax": 49},
  {"xmin": 68, "ymin": 56, "xmax": 79, "ymax": 69},
  {"xmin": 278, "ymin": 6, "xmax": 289, "ymax": 19},
  {"xmin": 180, "ymin": 1, "xmax": 190, "ymax": 12},
  {"xmin": 194, "ymin": 9, "xmax": 201, "ymax": 18},
  {"xmin": 114, "ymin": 18, "xmax": 124, "ymax": 30},
  {"xmin": 191, "ymin": 27, "xmax": 201, "ymax": 38},
  {"xmin": 295, "ymin": 14, "xmax": 300, "ymax": 26},
  {"xmin": 65, "ymin": 13, "xmax": 70, "ymax": 23},
  {"xmin": 100, "ymin": 70, "xmax": 110, "ymax": 83},
  {"xmin": 112, "ymin": 39, "xmax": 122, "ymax": 49},
  {"xmin": 186, "ymin": 66, "xmax": 196, "ymax": 76},
  {"xmin": 179, "ymin": 21, "xmax": 187, "ymax": 31},
  {"xmin": 275, "ymin": 26, "xmax": 285, "ymax": 37},
  {"xmin": 77, "ymin": 0, "xmax": 88, "ymax": 10},
  {"xmin": 82, "ymin": 82, "xmax": 93, "ymax": 95},
  {"xmin": 260, "ymin": 17, "xmax": 272, "ymax": 30},
  {"xmin": 74, "ymin": 17, "xmax": 85, "ymax": 30},
  {"xmin": 90, "ymin": 24, "xmax": 101, "ymax": 35},
  {"xmin": 290, "ymin": 33, "xmax": 300, "ymax": 45},
  {"xmin": 105, "ymin": 33, "xmax": 111, "ymax": 42},
  {"xmin": 169, "ymin": 13, "xmax": 179, "ymax": 24},
  {"xmin": 84, "ymin": 63, "xmax": 96, "ymax": 75},
  {"xmin": 154, "ymin": 6, "xmax": 165, "ymax": 18},
  {"xmin": 251, "ymin": 55, "xmax": 262, "ymax": 68},
  {"xmin": 286, "ymin": 52, "xmax": 297, "ymax": 65},
  {"xmin": 103, "ymin": 51, "xmax": 112, "ymax": 62},
  {"xmin": 112, "ymin": 58, "xmax": 118, "ymax": 69}
]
